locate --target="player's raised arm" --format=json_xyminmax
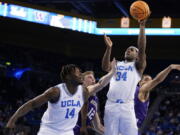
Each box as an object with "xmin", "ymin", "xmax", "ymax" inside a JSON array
[
  {"xmin": 102, "ymin": 34, "xmax": 113, "ymax": 72},
  {"xmin": 6, "ymin": 87, "xmax": 60, "ymax": 128},
  {"xmin": 88, "ymin": 58, "xmax": 116, "ymax": 95},
  {"xmin": 140, "ymin": 64, "xmax": 180, "ymax": 93},
  {"xmin": 136, "ymin": 20, "xmax": 147, "ymax": 75}
]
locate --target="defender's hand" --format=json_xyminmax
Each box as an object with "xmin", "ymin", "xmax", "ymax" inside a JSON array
[
  {"xmin": 170, "ymin": 64, "xmax": 180, "ymax": 70},
  {"xmin": 104, "ymin": 34, "xmax": 113, "ymax": 48}
]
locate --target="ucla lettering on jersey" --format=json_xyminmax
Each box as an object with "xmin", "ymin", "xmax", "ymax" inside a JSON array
[
  {"xmin": 116, "ymin": 65, "xmax": 133, "ymax": 71},
  {"xmin": 61, "ymin": 100, "xmax": 81, "ymax": 107},
  {"xmin": 107, "ymin": 61, "xmax": 141, "ymax": 101},
  {"xmin": 38, "ymin": 83, "xmax": 84, "ymax": 134}
]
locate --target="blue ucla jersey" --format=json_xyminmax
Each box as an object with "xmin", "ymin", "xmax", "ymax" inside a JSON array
[
  {"xmin": 38, "ymin": 83, "xmax": 84, "ymax": 134},
  {"xmin": 107, "ymin": 61, "xmax": 141, "ymax": 101},
  {"xmin": 134, "ymin": 86, "xmax": 149, "ymax": 128},
  {"xmin": 73, "ymin": 95, "xmax": 98, "ymax": 135}
]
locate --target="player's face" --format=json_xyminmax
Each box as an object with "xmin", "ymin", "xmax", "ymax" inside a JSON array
[
  {"xmin": 83, "ymin": 74, "xmax": 96, "ymax": 87},
  {"xmin": 140, "ymin": 75, "xmax": 152, "ymax": 86},
  {"xmin": 124, "ymin": 47, "xmax": 138, "ymax": 61},
  {"xmin": 71, "ymin": 68, "xmax": 83, "ymax": 84}
]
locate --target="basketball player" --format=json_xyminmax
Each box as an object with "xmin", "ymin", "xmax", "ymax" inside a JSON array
[
  {"xmin": 135, "ymin": 64, "xmax": 180, "ymax": 130},
  {"xmin": 74, "ymin": 71, "xmax": 104, "ymax": 135},
  {"xmin": 102, "ymin": 20, "xmax": 147, "ymax": 135},
  {"xmin": 6, "ymin": 61, "xmax": 116, "ymax": 135}
]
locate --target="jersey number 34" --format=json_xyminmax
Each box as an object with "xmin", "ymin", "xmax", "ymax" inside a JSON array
[{"xmin": 116, "ymin": 72, "xmax": 127, "ymax": 81}]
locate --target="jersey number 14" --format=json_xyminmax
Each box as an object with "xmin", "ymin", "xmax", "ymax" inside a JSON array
[{"xmin": 65, "ymin": 108, "xmax": 75, "ymax": 119}]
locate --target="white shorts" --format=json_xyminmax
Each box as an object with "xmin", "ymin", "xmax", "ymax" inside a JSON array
[
  {"xmin": 37, "ymin": 126, "xmax": 74, "ymax": 135},
  {"xmin": 104, "ymin": 100, "xmax": 138, "ymax": 135}
]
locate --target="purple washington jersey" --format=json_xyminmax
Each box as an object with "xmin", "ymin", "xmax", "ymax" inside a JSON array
[
  {"xmin": 134, "ymin": 86, "xmax": 149, "ymax": 128},
  {"xmin": 73, "ymin": 95, "xmax": 98, "ymax": 135}
]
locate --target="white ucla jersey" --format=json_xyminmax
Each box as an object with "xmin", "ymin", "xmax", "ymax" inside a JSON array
[
  {"xmin": 107, "ymin": 61, "xmax": 141, "ymax": 101},
  {"xmin": 39, "ymin": 83, "xmax": 84, "ymax": 134}
]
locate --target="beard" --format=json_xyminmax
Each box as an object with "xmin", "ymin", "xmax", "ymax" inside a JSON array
[
  {"xmin": 70, "ymin": 75, "xmax": 83, "ymax": 85},
  {"xmin": 125, "ymin": 56, "xmax": 135, "ymax": 61},
  {"xmin": 71, "ymin": 79, "xmax": 83, "ymax": 85}
]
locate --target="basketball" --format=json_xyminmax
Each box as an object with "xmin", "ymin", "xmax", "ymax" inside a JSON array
[{"xmin": 130, "ymin": 0, "xmax": 150, "ymax": 21}]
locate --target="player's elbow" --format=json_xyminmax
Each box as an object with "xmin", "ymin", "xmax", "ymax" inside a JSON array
[
  {"xmin": 102, "ymin": 65, "xmax": 110, "ymax": 72},
  {"xmin": 98, "ymin": 81, "xmax": 106, "ymax": 90},
  {"xmin": 90, "ymin": 84, "xmax": 103, "ymax": 95},
  {"xmin": 102, "ymin": 64, "xmax": 106, "ymax": 71},
  {"xmin": 154, "ymin": 78, "xmax": 163, "ymax": 84}
]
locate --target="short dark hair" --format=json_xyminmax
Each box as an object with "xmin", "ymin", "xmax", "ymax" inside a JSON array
[{"xmin": 60, "ymin": 64, "xmax": 79, "ymax": 82}]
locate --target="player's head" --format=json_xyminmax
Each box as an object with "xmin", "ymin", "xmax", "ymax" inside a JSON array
[
  {"xmin": 124, "ymin": 46, "xmax": 139, "ymax": 61},
  {"xmin": 139, "ymin": 74, "xmax": 152, "ymax": 86},
  {"xmin": 82, "ymin": 71, "xmax": 96, "ymax": 87},
  {"xmin": 60, "ymin": 64, "xmax": 82, "ymax": 85}
]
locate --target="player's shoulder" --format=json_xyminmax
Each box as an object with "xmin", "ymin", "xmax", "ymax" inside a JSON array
[
  {"xmin": 53, "ymin": 83, "xmax": 64, "ymax": 93},
  {"xmin": 78, "ymin": 84, "xmax": 84, "ymax": 90},
  {"xmin": 54, "ymin": 83, "xmax": 64, "ymax": 89},
  {"xmin": 42, "ymin": 86, "xmax": 60, "ymax": 103},
  {"xmin": 75, "ymin": 85, "xmax": 85, "ymax": 97},
  {"xmin": 45, "ymin": 86, "xmax": 60, "ymax": 95}
]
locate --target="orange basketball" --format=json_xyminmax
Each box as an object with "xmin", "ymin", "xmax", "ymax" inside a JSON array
[{"xmin": 130, "ymin": 0, "xmax": 150, "ymax": 21}]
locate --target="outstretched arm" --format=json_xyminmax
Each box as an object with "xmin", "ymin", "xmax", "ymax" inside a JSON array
[
  {"xmin": 140, "ymin": 64, "xmax": 180, "ymax": 93},
  {"xmin": 6, "ymin": 87, "xmax": 59, "ymax": 128},
  {"xmin": 136, "ymin": 20, "xmax": 147, "ymax": 75},
  {"xmin": 88, "ymin": 58, "xmax": 116, "ymax": 95},
  {"xmin": 102, "ymin": 34, "xmax": 113, "ymax": 72}
]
